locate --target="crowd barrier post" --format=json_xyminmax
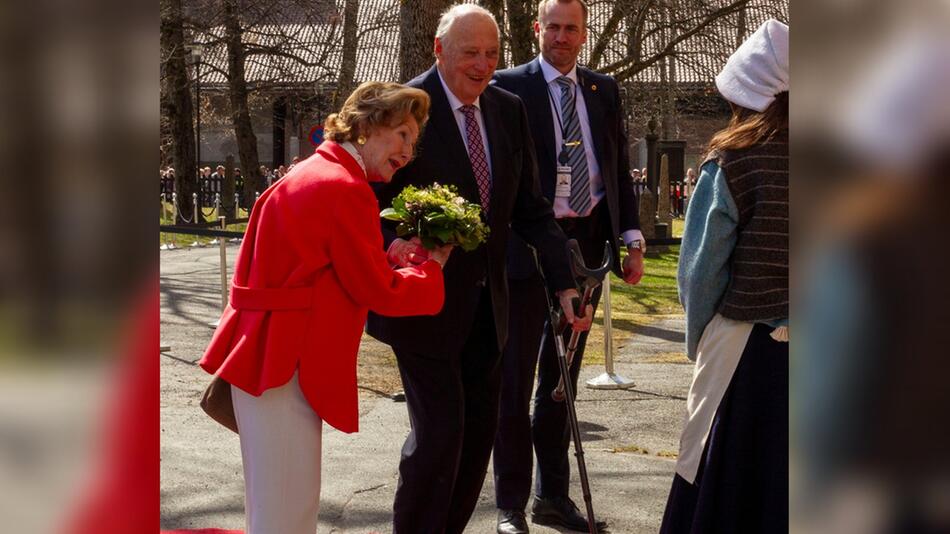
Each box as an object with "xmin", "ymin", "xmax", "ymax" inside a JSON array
[
  {"xmin": 160, "ymin": 194, "xmax": 168, "ymax": 250},
  {"xmin": 167, "ymin": 193, "xmax": 179, "ymax": 249},
  {"xmin": 586, "ymin": 274, "xmax": 635, "ymax": 390},
  {"xmin": 230, "ymin": 192, "xmax": 243, "ymax": 243},
  {"xmin": 190, "ymin": 193, "xmax": 204, "ymax": 247},
  {"xmin": 209, "ymin": 193, "xmax": 221, "ymax": 246}
]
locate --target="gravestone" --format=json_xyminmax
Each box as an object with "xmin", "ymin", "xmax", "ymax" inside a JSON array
[
  {"xmin": 658, "ymin": 154, "xmax": 672, "ymax": 227},
  {"xmin": 638, "ymin": 187, "xmax": 656, "ymax": 240}
]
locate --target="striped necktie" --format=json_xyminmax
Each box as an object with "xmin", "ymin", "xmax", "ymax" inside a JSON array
[{"xmin": 555, "ymin": 76, "xmax": 591, "ymax": 215}]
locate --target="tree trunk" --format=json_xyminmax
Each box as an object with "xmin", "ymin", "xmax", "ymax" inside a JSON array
[
  {"xmin": 223, "ymin": 0, "xmax": 262, "ymax": 207},
  {"xmin": 160, "ymin": 0, "xmax": 199, "ymax": 225},
  {"xmin": 658, "ymin": 7, "xmax": 671, "ymax": 139},
  {"xmin": 333, "ymin": 0, "xmax": 359, "ymax": 110},
  {"xmin": 399, "ymin": 0, "xmax": 451, "ymax": 82},
  {"xmin": 590, "ymin": 2, "xmax": 626, "ymax": 70},
  {"xmin": 662, "ymin": 3, "xmax": 678, "ymax": 138},
  {"xmin": 479, "ymin": 0, "xmax": 506, "ymax": 68},
  {"xmin": 505, "ymin": 0, "xmax": 535, "ymax": 66}
]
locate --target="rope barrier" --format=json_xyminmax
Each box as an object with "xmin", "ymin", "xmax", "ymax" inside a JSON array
[
  {"xmin": 159, "ymin": 225, "xmax": 245, "ymax": 239},
  {"xmin": 171, "ymin": 192, "xmax": 193, "ymax": 224}
]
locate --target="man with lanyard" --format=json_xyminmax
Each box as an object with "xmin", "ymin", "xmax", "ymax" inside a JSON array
[{"xmin": 491, "ymin": 0, "xmax": 644, "ymax": 532}]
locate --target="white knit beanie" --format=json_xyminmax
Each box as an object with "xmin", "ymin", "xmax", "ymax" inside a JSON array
[{"xmin": 715, "ymin": 19, "xmax": 789, "ymax": 112}]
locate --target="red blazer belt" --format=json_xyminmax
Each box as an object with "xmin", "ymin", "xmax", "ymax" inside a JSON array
[{"xmin": 230, "ymin": 283, "xmax": 313, "ymax": 310}]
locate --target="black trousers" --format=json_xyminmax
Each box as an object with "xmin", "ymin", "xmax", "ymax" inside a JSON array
[
  {"xmin": 393, "ymin": 288, "xmax": 502, "ymax": 534},
  {"xmin": 492, "ymin": 274, "xmax": 547, "ymax": 509},
  {"xmin": 493, "ymin": 202, "xmax": 610, "ymax": 509}
]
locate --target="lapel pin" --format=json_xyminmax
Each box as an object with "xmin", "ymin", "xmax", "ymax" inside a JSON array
[{"xmin": 591, "ymin": 84, "xmax": 597, "ymax": 91}]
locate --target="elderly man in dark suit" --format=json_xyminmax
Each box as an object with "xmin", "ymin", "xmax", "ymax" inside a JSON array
[
  {"xmin": 366, "ymin": 4, "xmax": 592, "ymax": 534},
  {"xmin": 490, "ymin": 1, "xmax": 645, "ymax": 532}
]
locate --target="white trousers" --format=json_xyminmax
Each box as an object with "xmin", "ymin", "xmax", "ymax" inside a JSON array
[{"xmin": 232, "ymin": 372, "xmax": 323, "ymax": 534}]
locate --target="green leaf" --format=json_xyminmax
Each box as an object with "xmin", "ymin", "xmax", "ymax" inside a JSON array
[
  {"xmin": 380, "ymin": 207, "xmax": 402, "ymax": 221},
  {"xmin": 382, "ymin": 182, "xmax": 490, "ymax": 251}
]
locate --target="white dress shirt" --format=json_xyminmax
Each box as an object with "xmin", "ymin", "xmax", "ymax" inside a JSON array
[{"xmin": 538, "ymin": 55, "xmax": 643, "ymax": 247}]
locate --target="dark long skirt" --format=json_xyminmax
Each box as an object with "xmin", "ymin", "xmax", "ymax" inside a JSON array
[{"xmin": 659, "ymin": 323, "xmax": 789, "ymax": 534}]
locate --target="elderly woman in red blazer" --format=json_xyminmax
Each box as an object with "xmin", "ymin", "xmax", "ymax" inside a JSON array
[{"xmin": 199, "ymin": 81, "xmax": 452, "ymax": 534}]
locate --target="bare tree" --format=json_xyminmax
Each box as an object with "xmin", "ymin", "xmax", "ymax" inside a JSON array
[
  {"xmin": 333, "ymin": 0, "xmax": 359, "ymax": 109},
  {"xmin": 479, "ymin": 0, "xmax": 507, "ymax": 68},
  {"xmin": 580, "ymin": 0, "xmax": 782, "ymax": 142},
  {"xmin": 589, "ymin": 0, "xmax": 752, "ymax": 82},
  {"xmin": 161, "ymin": 0, "xmax": 199, "ymax": 224},
  {"xmin": 505, "ymin": 0, "xmax": 535, "ymax": 66},
  {"xmin": 158, "ymin": 0, "xmax": 786, "ymax": 194},
  {"xmin": 399, "ymin": 0, "xmax": 452, "ymax": 82},
  {"xmin": 223, "ymin": 0, "xmax": 263, "ymax": 208},
  {"xmin": 176, "ymin": 0, "xmax": 347, "ymax": 187}
]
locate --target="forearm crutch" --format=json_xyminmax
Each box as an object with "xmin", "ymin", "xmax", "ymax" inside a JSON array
[{"xmin": 538, "ymin": 239, "xmax": 612, "ymax": 534}]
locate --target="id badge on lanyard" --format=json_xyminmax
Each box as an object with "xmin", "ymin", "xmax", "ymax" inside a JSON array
[
  {"xmin": 555, "ymin": 145, "xmax": 576, "ymax": 197},
  {"xmin": 555, "ymin": 165, "xmax": 572, "ymax": 197}
]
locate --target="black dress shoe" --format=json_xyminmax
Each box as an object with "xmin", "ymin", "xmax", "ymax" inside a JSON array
[
  {"xmin": 497, "ymin": 508, "xmax": 529, "ymax": 534},
  {"xmin": 530, "ymin": 495, "xmax": 607, "ymax": 532}
]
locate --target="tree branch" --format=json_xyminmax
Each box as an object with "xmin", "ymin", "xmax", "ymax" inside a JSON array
[{"xmin": 603, "ymin": 0, "xmax": 749, "ymax": 81}]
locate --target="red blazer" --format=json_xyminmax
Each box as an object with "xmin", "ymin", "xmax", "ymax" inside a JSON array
[{"xmin": 199, "ymin": 141, "xmax": 445, "ymax": 433}]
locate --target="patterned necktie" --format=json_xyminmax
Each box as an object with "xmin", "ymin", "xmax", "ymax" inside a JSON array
[
  {"xmin": 460, "ymin": 105, "xmax": 491, "ymax": 213},
  {"xmin": 556, "ymin": 76, "xmax": 591, "ymax": 215}
]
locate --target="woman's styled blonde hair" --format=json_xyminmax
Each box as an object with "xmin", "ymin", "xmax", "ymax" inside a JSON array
[{"xmin": 324, "ymin": 81, "xmax": 431, "ymax": 143}]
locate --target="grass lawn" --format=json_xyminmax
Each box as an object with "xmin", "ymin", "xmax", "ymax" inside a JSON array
[
  {"xmin": 672, "ymin": 217, "xmax": 685, "ymax": 237},
  {"xmin": 583, "ymin": 247, "xmax": 686, "ymax": 366}
]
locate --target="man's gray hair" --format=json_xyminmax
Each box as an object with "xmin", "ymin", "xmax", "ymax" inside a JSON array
[{"xmin": 435, "ymin": 3, "xmax": 499, "ymax": 48}]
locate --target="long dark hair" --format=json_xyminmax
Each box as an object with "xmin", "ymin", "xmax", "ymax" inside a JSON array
[{"xmin": 707, "ymin": 91, "xmax": 788, "ymax": 157}]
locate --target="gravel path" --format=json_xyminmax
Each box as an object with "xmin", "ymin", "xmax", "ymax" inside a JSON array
[{"xmin": 161, "ymin": 245, "xmax": 692, "ymax": 533}]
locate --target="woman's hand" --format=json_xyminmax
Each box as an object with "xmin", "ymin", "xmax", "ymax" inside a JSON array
[
  {"xmin": 387, "ymin": 237, "xmax": 429, "ymax": 267},
  {"xmin": 427, "ymin": 243, "xmax": 455, "ymax": 267}
]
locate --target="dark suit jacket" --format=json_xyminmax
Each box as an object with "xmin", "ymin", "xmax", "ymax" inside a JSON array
[
  {"xmin": 493, "ymin": 59, "xmax": 640, "ymax": 279},
  {"xmin": 366, "ymin": 65, "xmax": 575, "ymax": 358}
]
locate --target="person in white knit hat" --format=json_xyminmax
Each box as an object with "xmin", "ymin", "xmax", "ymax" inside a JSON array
[{"xmin": 659, "ymin": 18, "xmax": 789, "ymax": 534}]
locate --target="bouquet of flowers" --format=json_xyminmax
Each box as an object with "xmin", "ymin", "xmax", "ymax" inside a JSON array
[{"xmin": 380, "ymin": 183, "xmax": 490, "ymax": 252}]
